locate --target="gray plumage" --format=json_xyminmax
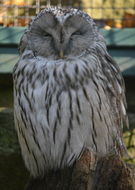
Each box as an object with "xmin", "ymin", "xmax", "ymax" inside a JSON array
[{"xmin": 13, "ymin": 7, "xmax": 128, "ymax": 177}]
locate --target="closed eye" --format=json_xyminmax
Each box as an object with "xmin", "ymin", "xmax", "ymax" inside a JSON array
[
  {"xmin": 71, "ymin": 31, "xmax": 82, "ymax": 36},
  {"xmin": 43, "ymin": 32, "xmax": 52, "ymax": 38}
]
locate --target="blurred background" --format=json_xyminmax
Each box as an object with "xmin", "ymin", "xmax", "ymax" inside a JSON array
[
  {"xmin": 0, "ymin": 1, "xmax": 135, "ymax": 190},
  {"xmin": 0, "ymin": 0, "xmax": 135, "ymax": 27}
]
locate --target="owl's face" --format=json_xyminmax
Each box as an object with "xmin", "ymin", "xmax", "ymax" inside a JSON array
[{"xmin": 21, "ymin": 8, "xmax": 98, "ymax": 59}]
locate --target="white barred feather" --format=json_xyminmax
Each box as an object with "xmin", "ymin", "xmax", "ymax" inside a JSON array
[{"xmin": 13, "ymin": 7, "xmax": 128, "ymax": 177}]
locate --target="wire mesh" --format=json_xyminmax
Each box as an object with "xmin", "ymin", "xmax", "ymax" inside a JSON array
[{"xmin": 0, "ymin": 0, "xmax": 135, "ymax": 27}]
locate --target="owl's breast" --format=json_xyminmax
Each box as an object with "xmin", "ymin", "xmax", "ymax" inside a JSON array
[{"xmin": 13, "ymin": 54, "xmax": 122, "ymax": 177}]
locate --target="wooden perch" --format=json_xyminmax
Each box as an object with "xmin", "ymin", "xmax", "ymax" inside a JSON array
[{"xmin": 25, "ymin": 150, "xmax": 135, "ymax": 190}]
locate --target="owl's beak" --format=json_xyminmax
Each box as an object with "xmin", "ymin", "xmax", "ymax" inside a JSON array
[{"xmin": 59, "ymin": 49, "xmax": 64, "ymax": 59}]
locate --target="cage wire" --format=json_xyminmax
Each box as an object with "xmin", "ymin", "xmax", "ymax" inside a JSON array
[{"xmin": 0, "ymin": 0, "xmax": 135, "ymax": 27}]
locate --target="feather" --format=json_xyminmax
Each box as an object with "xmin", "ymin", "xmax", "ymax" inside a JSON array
[{"xmin": 13, "ymin": 7, "xmax": 128, "ymax": 177}]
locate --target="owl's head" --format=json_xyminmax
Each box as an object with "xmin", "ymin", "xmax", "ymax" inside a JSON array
[{"xmin": 20, "ymin": 7, "xmax": 103, "ymax": 59}]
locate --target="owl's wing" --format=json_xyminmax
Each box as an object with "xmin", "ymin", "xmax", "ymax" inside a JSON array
[
  {"xmin": 99, "ymin": 53, "xmax": 129, "ymax": 155},
  {"xmin": 98, "ymin": 51, "xmax": 129, "ymax": 153}
]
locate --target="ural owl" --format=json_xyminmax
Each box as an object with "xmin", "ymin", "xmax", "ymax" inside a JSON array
[{"xmin": 13, "ymin": 7, "xmax": 128, "ymax": 178}]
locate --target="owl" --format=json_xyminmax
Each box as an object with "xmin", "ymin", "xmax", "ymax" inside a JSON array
[{"xmin": 13, "ymin": 7, "xmax": 128, "ymax": 178}]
